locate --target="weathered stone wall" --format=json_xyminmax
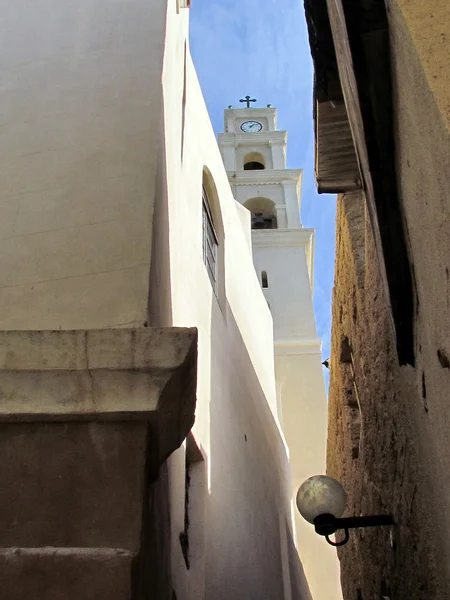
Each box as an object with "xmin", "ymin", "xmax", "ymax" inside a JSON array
[
  {"xmin": 327, "ymin": 192, "xmax": 443, "ymax": 599},
  {"xmin": 388, "ymin": 2, "xmax": 450, "ymax": 587},
  {"xmin": 313, "ymin": 1, "xmax": 450, "ymax": 596}
]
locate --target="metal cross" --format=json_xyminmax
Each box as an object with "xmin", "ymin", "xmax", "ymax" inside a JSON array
[{"xmin": 239, "ymin": 95, "xmax": 257, "ymax": 108}]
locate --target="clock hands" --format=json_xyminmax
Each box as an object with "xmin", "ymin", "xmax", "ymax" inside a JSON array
[{"xmin": 240, "ymin": 120, "xmax": 262, "ymax": 133}]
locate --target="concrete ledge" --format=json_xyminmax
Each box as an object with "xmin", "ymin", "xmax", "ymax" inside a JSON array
[
  {"xmin": 0, "ymin": 328, "xmax": 196, "ymax": 372},
  {"xmin": 251, "ymin": 228, "xmax": 314, "ymax": 248},
  {"xmin": 0, "ymin": 327, "xmax": 198, "ymax": 465},
  {"xmin": 275, "ymin": 337, "xmax": 323, "ymax": 356},
  {"xmin": 0, "ymin": 547, "xmax": 134, "ymax": 600},
  {"xmin": 228, "ymin": 168, "xmax": 301, "ymax": 183}
]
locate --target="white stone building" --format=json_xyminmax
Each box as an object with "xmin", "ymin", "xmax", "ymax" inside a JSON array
[{"xmin": 0, "ymin": 1, "xmax": 340, "ymax": 599}]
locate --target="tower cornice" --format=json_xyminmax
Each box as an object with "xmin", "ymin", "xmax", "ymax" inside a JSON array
[
  {"xmin": 251, "ymin": 228, "xmax": 313, "ymax": 248},
  {"xmin": 226, "ymin": 168, "xmax": 302, "ymax": 185},
  {"xmin": 218, "ymin": 131, "xmax": 287, "ymax": 146},
  {"xmin": 274, "ymin": 337, "xmax": 323, "ymax": 356}
]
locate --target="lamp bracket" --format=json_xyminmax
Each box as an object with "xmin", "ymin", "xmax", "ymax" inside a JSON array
[{"xmin": 314, "ymin": 513, "xmax": 394, "ymax": 546}]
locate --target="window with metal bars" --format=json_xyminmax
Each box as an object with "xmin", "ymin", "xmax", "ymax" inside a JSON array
[{"xmin": 202, "ymin": 186, "xmax": 218, "ymax": 296}]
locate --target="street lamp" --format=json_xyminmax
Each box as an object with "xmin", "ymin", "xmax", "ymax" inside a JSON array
[{"xmin": 296, "ymin": 475, "xmax": 394, "ymax": 547}]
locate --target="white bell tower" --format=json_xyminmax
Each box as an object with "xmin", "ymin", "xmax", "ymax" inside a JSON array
[
  {"xmin": 218, "ymin": 103, "xmax": 320, "ymax": 389},
  {"xmin": 218, "ymin": 101, "xmax": 342, "ymax": 600}
]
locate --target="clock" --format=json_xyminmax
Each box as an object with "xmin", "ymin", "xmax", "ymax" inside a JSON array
[{"xmin": 240, "ymin": 120, "xmax": 262, "ymax": 133}]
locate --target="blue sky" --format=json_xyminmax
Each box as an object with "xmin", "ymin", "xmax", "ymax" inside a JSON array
[{"xmin": 189, "ymin": 0, "xmax": 336, "ymax": 379}]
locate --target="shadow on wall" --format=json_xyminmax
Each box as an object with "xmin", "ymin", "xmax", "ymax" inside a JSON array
[
  {"xmin": 134, "ymin": 460, "xmax": 172, "ymax": 600},
  {"xmin": 286, "ymin": 520, "xmax": 313, "ymax": 600},
  {"xmin": 207, "ymin": 297, "xmax": 312, "ymax": 600},
  {"xmin": 136, "ymin": 114, "xmax": 174, "ymax": 600},
  {"xmin": 148, "ymin": 106, "xmax": 173, "ymax": 329}
]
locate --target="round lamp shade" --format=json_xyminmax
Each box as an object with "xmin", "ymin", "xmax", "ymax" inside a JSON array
[{"xmin": 296, "ymin": 475, "xmax": 347, "ymax": 524}]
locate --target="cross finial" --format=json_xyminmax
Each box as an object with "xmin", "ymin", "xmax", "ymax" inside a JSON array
[{"xmin": 239, "ymin": 95, "xmax": 257, "ymax": 108}]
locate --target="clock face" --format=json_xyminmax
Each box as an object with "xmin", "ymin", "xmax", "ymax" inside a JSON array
[{"xmin": 240, "ymin": 120, "xmax": 262, "ymax": 133}]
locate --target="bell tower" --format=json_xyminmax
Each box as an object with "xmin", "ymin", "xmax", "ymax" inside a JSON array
[
  {"xmin": 219, "ymin": 100, "xmax": 341, "ymax": 600},
  {"xmin": 218, "ymin": 101, "xmax": 318, "ymax": 361}
]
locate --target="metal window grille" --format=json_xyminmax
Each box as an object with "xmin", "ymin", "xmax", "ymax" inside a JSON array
[{"xmin": 202, "ymin": 187, "xmax": 218, "ymax": 296}]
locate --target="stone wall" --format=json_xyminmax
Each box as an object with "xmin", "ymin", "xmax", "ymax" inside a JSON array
[
  {"xmin": 327, "ymin": 192, "xmax": 442, "ymax": 599},
  {"xmin": 311, "ymin": 0, "xmax": 450, "ymax": 597},
  {"xmin": 388, "ymin": 3, "xmax": 450, "ymax": 588}
]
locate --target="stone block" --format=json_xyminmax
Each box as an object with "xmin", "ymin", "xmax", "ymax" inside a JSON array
[
  {"xmin": 0, "ymin": 547, "xmax": 134, "ymax": 600},
  {"xmin": 0, "ymin": 327, "xmax": 197, "ymax": 549},
  {"xmin": 0, "ymin": 328, "xmax": 198, "ymax": 463},
  {"xmin": 0, "ymin": 421, "xmax": 147, "ymax": 550}
]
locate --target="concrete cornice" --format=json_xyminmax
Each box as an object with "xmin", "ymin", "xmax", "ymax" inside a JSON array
[
  {"xmin": 227, "ymin": 169, "xmax": 302, "ymax": 185},
  {"xmin": 251, "ymin": 228, "xmax": 313, "ymax": 248},
  {"xmin": 218, "ymin": 131, "xmax": 287, "ymax": 146},
  {"xmin": 0, "ymin": 328, "xmax": 198, "ymax": 466},
  {"xmin": 274, "ymin": 337, "xmax": 323, "ymax": 356},
  {"xmin": 224, "ymin": 107, "xmax": 277, "ymax": 119}
]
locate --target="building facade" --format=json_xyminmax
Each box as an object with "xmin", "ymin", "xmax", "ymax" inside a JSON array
[
  {"xmin": 0, "ymin": 1, "xmax": 339, "ymax": 599},
  {"xmin": 304, "ymin": 0, "xmax": 450, "ymax": 598},
  {"xmin": 219, "ymin": 107, "xmax": 342, "ymax": 600}
]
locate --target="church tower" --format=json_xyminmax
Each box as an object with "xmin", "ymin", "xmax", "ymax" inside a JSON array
[
  {"xmin": 219, "ymin": 99, "xmax": 342, "ymax": 600},
  {"xmin": 218, "ymin": 100, "xmax": 321, "ymax": 419}
]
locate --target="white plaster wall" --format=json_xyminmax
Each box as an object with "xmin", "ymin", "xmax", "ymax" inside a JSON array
[
  {"xmin": 252, "ymin": 236, "xmax": 318, "ymax": 342},
  {"xmin": 272, "ymin": 141, "xmax": 288, "ymax": 169},
  {"xmin": 254, "ymin": 230, "xmax": 343, "ymax": 599},
  {"xmin": 0, "ymin": 0, "xmax": 166, "ymax": 329},
  {"xmin": 222, "ymin": 114, "xmax": 341, "ymax": 597},
  {"xmin": 219, "ymin": 143, "xmax": 237, "ymax": 172},
  {"xmin": 276, "ymin": 351, "xmax": 343, "ymax": 600},
  {"xmin": 235, "ymin": 202, "xmax": 253, "ymax": 254},
  {"xmin": 284, "ymin": 183, "xmax": 302, "ymax": 227},
  {"xmin": 159, "ymin": 4, "xmax": 312, "ymax": 598},
  {"xmin": 262, "ymin": 230, "xmax": 342, "ymax": 599}
]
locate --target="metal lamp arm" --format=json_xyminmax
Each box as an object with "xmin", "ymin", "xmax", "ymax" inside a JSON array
[
  {"xmin": 335, "ymin": 515, "xmax": 395, "ymax": 529},
  {"xmin": 313, "ymin": 513, "xmax": 394, "ymax": 546}
]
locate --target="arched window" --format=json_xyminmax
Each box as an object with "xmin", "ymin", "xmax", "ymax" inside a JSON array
[
  {"xmin": 244, "ymin": 197, "xmax": 278, "ymax": 230},
  {"xmin": 244, "ymin": 161, "xmax": 265, "ymax": 171},
  {"xmin": 181, "ymin": 42, "xmax": 187, "ymax": 160},
  {"xmin": 243, "ymin": 152, "xmax": 265, "ymax": 171},
  {"xmin": 202, "ymin": 186, "xmax": 218, "ymax": 292},
  {"xmin": 202, "ymin": 169, "xmax": 225, "ymax": 306}
]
